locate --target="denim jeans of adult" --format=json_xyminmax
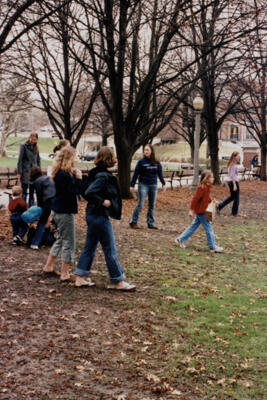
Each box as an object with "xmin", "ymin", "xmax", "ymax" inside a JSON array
[
  {"xmin": 218, "ymin": 181, "xmax": 240, "ymax": 216},
  {"xmin": 75, "ymin": 214, "xmax": 126, "ymax": 283},
  {"xmin": 31, "ymin": 200, "xmax": 52, "ymax": 246},
  {"xmin": 179, "ymin": 213, "xmax": 216, "ymax": 249},
  {"xmin": 50, "ymin": 213, "xmax": 75, "ymax": 263},
  {"xmin": 10, "ymin": 214, "xmax": 28, "ymax": 238},
  {"xmin": 130, "ymin": 183, "xmax": 158, "ymax": 227},
  {"xmin": 21, "ymin": 182, "xmax": 35, "ymax": 207}
]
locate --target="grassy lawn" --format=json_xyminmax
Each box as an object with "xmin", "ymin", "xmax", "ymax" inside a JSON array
[
  {"xmin": 124, "ymin": 218, "xmax": 267, "ymax": 399},
  {"xmin": 6, "ymin": 136, "xmax": 58, "ymax": 154},
  {"xmin": 153, "ymin": 142, "xmax": 239, "ymax": 162}
]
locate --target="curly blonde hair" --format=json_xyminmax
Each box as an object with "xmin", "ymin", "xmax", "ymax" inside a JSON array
[{"xmin": 51, "ymin": 146, "xmax": 76, "ymax": 180}]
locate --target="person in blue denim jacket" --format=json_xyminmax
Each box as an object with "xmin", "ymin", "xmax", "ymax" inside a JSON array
[
  {"xmin": 129, "ymin": 144, "xmax": 166, "ymax": 229},
  {"xmin": 74, "ymin": 147, "xmax": 135, "ymax": 291}
]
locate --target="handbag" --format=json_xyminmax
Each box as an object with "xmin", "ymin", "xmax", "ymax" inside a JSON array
[{"xmin": 205, "ymin": 201, "xmax": 216, "ymax": 222}]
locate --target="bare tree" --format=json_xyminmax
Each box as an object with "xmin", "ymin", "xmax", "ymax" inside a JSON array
[
  {"xmin": 184, "ymin": 0, "xmax": 264, "ymax": 183},
  {"xmin": 71, "ymin": 0, "xmax": 206, "ymax": 197},
  {"xmin": 15, "ymin": 2, "xmax": 99, "ymax": 144},
  {"xmin": 169, "ymin": 97, "xmax": 206, "ymax": 163},
  {"xmin": 0, "ymin": 73, "xmax": 32, "ymax": 156},
  {"xmin": 232, "ymin": 0, "xmax": 267, "ymax": 180},
  {"xmin": 0, "ymin": 0, "xmax": 75, "ymax": 55}
]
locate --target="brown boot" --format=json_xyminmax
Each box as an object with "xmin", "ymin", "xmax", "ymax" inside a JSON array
[
  {"xmin": 60, "ymin": 261, "xmax": 71, "ymax": 281},
  {"xmin": 129, "ymin": 222, "xmax": 139, "ymax": 229}
]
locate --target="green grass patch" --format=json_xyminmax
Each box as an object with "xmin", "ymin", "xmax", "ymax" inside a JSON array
[{"xmin": 125, "ymin": 219, "xmax": 267, "ymax": 399}]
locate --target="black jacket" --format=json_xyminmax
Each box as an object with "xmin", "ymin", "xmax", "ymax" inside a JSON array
[
  {"xmin": 84, "ymin": 166, "xmax": 122, "ymax": 220},
  {"xmin": 17, "ymin": 142, "xmax": 41, "ymax": 184},
  {"xmin": 51, "ymin": 170, "xmax": 82, "ymax": 214}
]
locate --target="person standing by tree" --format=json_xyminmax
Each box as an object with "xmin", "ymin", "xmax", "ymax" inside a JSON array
[
  {"xmin": 217, "ymin": 152, "xmax": 241, "ymax": 216},
  {"xmin": 17, "ymin": 133, "xmax": 40, "ymax": 206},
  {"xmin": 129, "ymin": 144, "xmax": 166, "ymax": 229}
]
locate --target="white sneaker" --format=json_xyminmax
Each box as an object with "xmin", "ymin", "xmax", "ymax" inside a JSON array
[
  {"xmin": 210, "ymin": 245, "xmax": 223, "ymax": 253},
  {"xmin": 174, "ymin": 237, "xmax": 186, "ymax": 248},
  {"xmin": 30, "ymin": 244, "xmax": 39, "ymax": 250}
]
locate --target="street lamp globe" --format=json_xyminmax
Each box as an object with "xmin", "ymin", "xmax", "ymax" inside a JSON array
[{"xmin": 193, "ymin": 95, "xmax": 204, "ymax": 111}]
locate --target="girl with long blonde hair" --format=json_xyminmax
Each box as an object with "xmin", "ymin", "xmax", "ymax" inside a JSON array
[
  {"xmin": 217, "ymin": 151, "xmax": 240, "ymax": 216},
  {"xmin": 43, "ymin": 146, "xmax": 83, "ymax": 281}
]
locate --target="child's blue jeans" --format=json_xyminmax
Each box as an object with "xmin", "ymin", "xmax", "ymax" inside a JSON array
[
  {"xmin": 179, "ymin": 213, "xmax": 216, "ymax": 250},
  {"xmin": 10, "ymin": 214, "xmax": 28, "ymax": 239}
]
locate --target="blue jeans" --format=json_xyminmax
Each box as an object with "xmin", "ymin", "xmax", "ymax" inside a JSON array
[
  {"xmin": 130, "ymin": 183, "xmax": 158, "ymax": 227},
  {"xmin": 21, "ymin": 182, "xmax": 35, "ymax": 207},
  {"xmin": 31, "ymin": 200, "xmax": 52, "ymax": 246},
  {"xmin": 75, "ymin": 214, "xmax": 126, "ymax": 283},
  {"xmin": 10, "ymin": 214, "xmax": 28, "ymax": 238},
  {"xmin": 179, "ymin": 213, "xmax": 216, "ymax": 250},
  {"xmin": 218, "ymin": 181, "xmax": 240, "ymax": 216}
]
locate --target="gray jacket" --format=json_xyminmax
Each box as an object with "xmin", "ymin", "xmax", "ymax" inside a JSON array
[{"xmin": 17, "ymin": 142, "xmax": 41, "ymax": 184}]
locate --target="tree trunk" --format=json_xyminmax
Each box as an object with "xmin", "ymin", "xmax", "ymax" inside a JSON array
[
  {"xmin": 207, "ymin": 125, "xmax": 220, "ymax": 184},
  {"xmin": 260, "ymin": 142, "xmax": 266, "ymax": 181},
  {"xmin": 102, "ymin": 133, "xmax": 108, "ymax": 146},
  {"xmin": 0, "ymin": 131, "xmax": 7, "ymax": 157},
  {"xmin": 116, "ymin": 150, "xmax": 132, "ymax": 199},
  {"xmin": 190, "ymin": 145, "xmax": 194, "ymax": 164}
]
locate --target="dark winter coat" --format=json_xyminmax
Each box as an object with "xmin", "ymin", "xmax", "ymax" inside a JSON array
[
  {"xmin": 33, "ymin": 176, "xmax": 56, "ymax": 207},
  {"xmin": 51, "ymin": 170, "xmax": 82, "ymax": 214},
  {"xmin": 17, "ymin": 142, "xmax": 41, "ymax": 184},
  {"xmin": 84, "ymin": 166, "xmax": 122, "ymax": 220}
]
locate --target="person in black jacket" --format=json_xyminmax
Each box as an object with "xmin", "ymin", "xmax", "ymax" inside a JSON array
[
  {"xmin": 29, "ymin": 166, "xmax": 56, "ymax": 249},
  {"xmin": 17, "ymin": 133, "xmax": 40, "ymax": 206},
  {"xmin": 43, "ymin": 146, "xmax": 82, "ymax": 281},
  {"xmin": 74, "ymin": 147, "xmax": 135, "ymax": 291}
]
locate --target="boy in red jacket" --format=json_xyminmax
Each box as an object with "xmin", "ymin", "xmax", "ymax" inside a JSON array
[
  {"xmin": 175, "ymin": 170, "xmax": 223, "ymax": 253},
  {"xmin": 8, "ymin": 186, "xmax": 28, "ymax": 245}
]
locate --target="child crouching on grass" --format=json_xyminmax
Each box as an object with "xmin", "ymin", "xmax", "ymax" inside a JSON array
[
  {"xmin": 175, "ymin": 170, "xmax": 223, "ymax": 253},
  {"xmin": 8, "ymin": 185, "xmax": 28, "ymax": 245}
]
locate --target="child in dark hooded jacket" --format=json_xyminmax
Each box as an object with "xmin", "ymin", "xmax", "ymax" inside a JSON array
[{"xmin": 29, "ymin": 166, "xmax": 56, "ymax": 249}]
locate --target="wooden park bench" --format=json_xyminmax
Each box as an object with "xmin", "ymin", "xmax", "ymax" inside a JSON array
[{"xmin": 0, "ymin": 168, "xmax": 19, "ymax": 189}]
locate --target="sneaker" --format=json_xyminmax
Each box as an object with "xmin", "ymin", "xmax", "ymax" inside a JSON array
[
  {"xmin": 148, "ymin": 226, "xmax": 158, "ymax": 229},
  {"xmin": 174, "ymin": 237, "xmax": 186, "ymax": 248},
  {"xmin": 30, "ymin": 244, "xmax": 39, "ymax": 250},
  {"xmin": 210, "ymin": 245, "xmax": 223, "ymax": 253},
  {"xmin": 12, "ymin": 237, "xmax": 19, "ymax": 245}
]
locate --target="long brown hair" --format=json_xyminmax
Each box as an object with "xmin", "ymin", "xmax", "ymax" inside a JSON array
[
  {"xmin": 27, "ymin": 133, "xmax": 39, "ymax": 154},
  {"xmin": 227, "ymin": 151, "xmax": 239, "ymax": 167},
  {"xmin": 199, "ymin": 170, "xmax": 213, "ymax": 187},
  {"xmin": 51, "ymin": 146, "xmax": 76, "ymax": 180},
  {"xmin": 144, "ymin": 144, "xmax": 157, "ymax": 165},
  {"xmin": 94, "ymin": 147, "xmax": 117, "ymax": 168}
]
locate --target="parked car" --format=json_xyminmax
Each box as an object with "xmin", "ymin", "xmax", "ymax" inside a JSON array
[{"xmin": 79, "ymin": 151, "xmax": 97, "ymax": 161}]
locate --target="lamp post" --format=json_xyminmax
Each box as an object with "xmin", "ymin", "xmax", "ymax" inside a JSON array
[{"xmin": 191, "ymin": 95, "xmax": 204, "ymax": 188}]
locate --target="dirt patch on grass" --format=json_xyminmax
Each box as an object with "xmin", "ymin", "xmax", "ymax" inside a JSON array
[{"xmin": 0, "ymin": 180, "xmax": 266, "ymax": 399}]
